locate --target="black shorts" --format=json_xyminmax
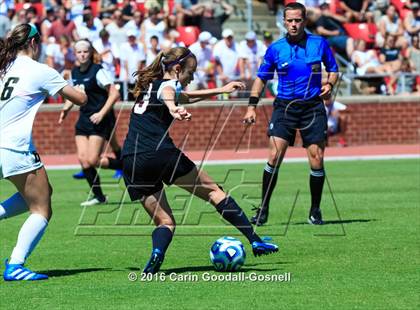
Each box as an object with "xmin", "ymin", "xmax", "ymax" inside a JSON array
[
  {"xmin": 122, "ymin": 148, "xmax": 196, "ymax": 201},
  {"xmin": 268, "ymin": 97, "xmax": 327, "ymax": 147},
  {"xmin": 75, "ymin": 112, "xmax": 115, "ymax": 140}
]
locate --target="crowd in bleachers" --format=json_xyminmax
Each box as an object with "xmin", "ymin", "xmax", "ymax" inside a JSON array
[
  {"xmin": 1, "ymin": 0, "xmax": 419, "ymax": 99},
  {"xmin": 274, "ymin": 0, "xmax": 419, "ymax": 95}
]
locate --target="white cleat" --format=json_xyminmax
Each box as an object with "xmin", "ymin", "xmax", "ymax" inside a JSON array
[{"xmin": 80, "ymin": 196, "xmax": 108, "ymax": 207}]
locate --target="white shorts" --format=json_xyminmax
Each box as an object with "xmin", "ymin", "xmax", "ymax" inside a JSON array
[{"xmin": 0, "ymin": 148, "xmax": 43, "ymax": 179}]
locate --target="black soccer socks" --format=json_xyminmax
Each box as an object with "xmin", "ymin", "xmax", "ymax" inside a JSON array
[
  {"xmin": 152, "ymin": 226, "xmax": 173, "ymax": 254},
  {"xmin": 83, "ymin": 167, "xmax": 105, "ymax": 201},
  {"xmin": 215, "ymin": 197, "xmax": 262, "ymax": 244},
  {"xmin": 261, "ymin": 162, "xmax": 279, "ymax": 212},
  {"xmin": 310, "ymin": 168, "xmax": 325, "ymax": 210}
]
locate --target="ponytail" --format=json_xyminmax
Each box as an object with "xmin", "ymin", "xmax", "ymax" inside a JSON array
[
  {"xmin": 132, "ymin": 51, "xmax": 165, "ymax": 98},
  {"xmin": 0, "ymin": 24, "xmax": 41, "ymax": 79},
  {"xmin": 131, "ymin": 47, "xmax": 195, "ymax": 99}
]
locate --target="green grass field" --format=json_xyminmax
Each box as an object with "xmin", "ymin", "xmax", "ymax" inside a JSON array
[{"xmin": 0, "ymin": 159, "xmax": 419, "ymax": 309}]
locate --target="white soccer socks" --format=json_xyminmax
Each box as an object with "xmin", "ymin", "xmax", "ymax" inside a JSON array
[{"xmin": 9, "ymin": 213, "xmax": 48, "ymax": 265}]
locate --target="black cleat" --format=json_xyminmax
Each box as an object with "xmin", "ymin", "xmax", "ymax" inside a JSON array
[
  {"xmin": 250, "ymin": 207, "xmax": 269, "ymax": 226},
  {"xmin": 308, "ymin": 207, "xmax": 324, "ymax": 225},
  {"xmin": 142, "ymin": 249, "xmax": 164, "ymax": 274}
]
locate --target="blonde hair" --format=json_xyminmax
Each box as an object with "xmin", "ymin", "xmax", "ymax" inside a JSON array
[{"xmin": 74, "ymin": 39, "xmax": 101, "ymax": 65}]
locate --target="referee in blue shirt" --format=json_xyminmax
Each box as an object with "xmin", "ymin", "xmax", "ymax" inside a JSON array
[{"xmin": 243, "ymin": 2, "xmax": 339, "ymax": 226}]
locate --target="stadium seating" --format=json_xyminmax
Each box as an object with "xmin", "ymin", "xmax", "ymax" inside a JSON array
[
  {"xmin": 91, "ymin": 1, "xmax": 99, "ymax": 17},
  {"xmin": 390, "ymin": 0, "xmax": 410, "ymax": 18},
  {"xmin": 167, "ymin": 0, "xmax": 175, "ymax": 14},
  {"xmin": 14, "ymin": 2, "xmax": 44, "ymax": 17},
  {"xmin": 343, "ymin": 23, "xmax": 377, "ymax": 44},
  {"xmin": 176, "ymin": 26, "xmax": 200, "ymax": 47}
]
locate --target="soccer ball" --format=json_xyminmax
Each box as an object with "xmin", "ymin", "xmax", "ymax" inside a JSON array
[{"xmin": 210, "ymin": 236, "xmax": 246, "ymax": 272}]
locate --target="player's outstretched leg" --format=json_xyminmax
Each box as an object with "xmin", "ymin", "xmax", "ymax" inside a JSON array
[
  {"xmin": 174, "ymin": 167, "xmax": 279, "ymax": 257},
  {"xmin": 141, "ymin": 190, "xmax": 175, "ymax": 274},
  {"xmin": 0, "ymin": 192, "xmax": 29, "ymax": 220},
  {"xmin": 3, "ymin": 167, "xmax": 52, "ymax": 281}
]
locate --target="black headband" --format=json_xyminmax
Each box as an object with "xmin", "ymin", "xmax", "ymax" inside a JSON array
[{"xmin": 164, "ymin": 50, "xmax": 193, "ymax": 70}]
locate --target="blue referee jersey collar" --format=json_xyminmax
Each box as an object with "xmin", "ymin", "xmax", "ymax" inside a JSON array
[{"xmin": 285, "ymin": 32, "xmax": 308, "ymax": 48}]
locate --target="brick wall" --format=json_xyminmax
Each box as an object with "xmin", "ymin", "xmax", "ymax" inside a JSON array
[{"xmin": 33, "ymin": 97, "xmax": 420, "ymax": 155}]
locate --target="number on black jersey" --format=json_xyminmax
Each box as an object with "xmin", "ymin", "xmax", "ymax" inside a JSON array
[{"xmin": 133, "ymin": 84, "xmax": 153, "ymax": 115}]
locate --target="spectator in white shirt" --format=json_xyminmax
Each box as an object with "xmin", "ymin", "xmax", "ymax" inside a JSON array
[
  {"xmin": 119, "ymin": 29, "xmax": 146, "ymax": 99},
  {"xmin": 105, "ymin": 9, "xmax": 128, "ymax": 46},
  {"xmin": 141, "ymin": 6, "xmax": 166, "ymax": 49},
  {"xmin": 213, "ymin": 29, "xmax": 239, "ymax": 90},
  {"xmin": 238, "ymin": 31, "xmax": 265, "ymax": 96},
  {"xmin": 189, "ymin": 31, "xmax": 214, "ymax": 90},
  {"xmin": 93, "ymin": 29, "xmax": 120, "ymax": 80}
]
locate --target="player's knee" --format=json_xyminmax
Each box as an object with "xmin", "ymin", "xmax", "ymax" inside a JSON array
[
  {"xmin": 78, "ymin": 156, "xmax": 90, "ymax": 169},
  {"xmin": 268, "ymin": 152, "xmax": 282, "ymax": 166},
  {"xmin": 156, "ymin": 217, "xmax": 176, "ymax": 230},
  {"xmin": 87, "ymin": 156, "xmax": 99, "ymax": 167},
  {"xmin": 309, "ymin": 151, "xmax": 323, "ymax": 162}
]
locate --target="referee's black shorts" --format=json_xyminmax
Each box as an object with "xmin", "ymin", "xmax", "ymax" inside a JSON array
[
  {"xmin": 268, "ymin": 96, "xmax": 327, "ymax": 147},
  {"xmin": 122, "ymin": 148, "xmax": 196, "ymax": 201},
  {"xmin": 75, "ymin": 112, "xmax": 116, "ymax": 140}
]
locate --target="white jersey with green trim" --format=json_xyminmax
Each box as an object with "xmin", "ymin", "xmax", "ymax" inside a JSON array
[{"xmin": 0, "ymin": 55, "xmax": 67, "ymax": 151}]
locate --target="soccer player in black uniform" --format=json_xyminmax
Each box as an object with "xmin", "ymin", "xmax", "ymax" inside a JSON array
[
  {"xmin": 122, "ymin": 46, "xmax": 279, "ymax": 274},
  {"xmin": 59, "ymin": 39, "xmax": 120, "ymax": 206}
]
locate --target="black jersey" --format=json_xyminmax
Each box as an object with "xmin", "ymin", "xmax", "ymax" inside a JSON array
[
  {"xmin": 122, "ymin": 79, "xmax": 182, "ymax": 156},
  {"xmin": 72, "ymin": 63, "xmax": 108, "ymax": 116}
]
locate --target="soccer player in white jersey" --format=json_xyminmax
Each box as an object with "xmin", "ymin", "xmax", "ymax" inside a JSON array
[{"xmin": 0, "ymin": 24, "xmax": 87, "ymax": 281}]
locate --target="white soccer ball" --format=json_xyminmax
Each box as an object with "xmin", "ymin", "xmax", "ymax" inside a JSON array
[{"xmin": 210, "ymin": 236, "xmax": 246, "ymax": 272}]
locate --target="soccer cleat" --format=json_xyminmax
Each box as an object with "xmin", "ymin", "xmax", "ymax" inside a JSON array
[
  {"xmin": 112, "ymin": 169, "xmax": 123, "ymax": 179},
  {"xmin": 250, "ymin": 207, "xmax": 269, "ymax": 226},
  {"xmin": 3, "ymin": 259, "xmax": 48, "ymax": 281},
  {"xmin": 252, "ymin": 241, "xmax": 279, "ymax": 257},
  {"xmin": 142, "ymin": 249, "xmax": 164, "ymax": 274},
  {"xmin": 72, "ymin": 170, "xmax": 86, "ymax": 179},
  {"xmin": 80, "ymin": 195, "xmax": 108, "ymax": 207},
  {"xmin": 308, "ymin": 207, "xmax": 324, "ymax": 225}
]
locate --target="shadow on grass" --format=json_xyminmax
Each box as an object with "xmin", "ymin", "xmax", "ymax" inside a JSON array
[
  {"xmin": 287, "ymin": 219, "xmax": 377, "ymax": 225},
  {"xmin": 160, "ymin": 261, "xmax": 289, "ymax": 274},
  {"xmin": 38, "ymin": 268, "xmax": 111, "ymax": 278}
]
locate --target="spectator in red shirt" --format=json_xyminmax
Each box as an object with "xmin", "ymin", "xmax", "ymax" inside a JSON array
[{"xmin": 48, "ymin": 7, "xmax": 78, "ymax": 42}]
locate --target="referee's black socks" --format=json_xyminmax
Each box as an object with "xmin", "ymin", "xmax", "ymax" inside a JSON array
[
  {"xmin": 215, "ymin": 197, "xmax": 262, "ymax": 244},
  {"xmin": 83, "ymin": 167, "xmax": 106, "ymax": 201},
  {"xmin": 152, "ymin": 226, "xmax": 173, "ymax": 254},
  {"xmin": 310, "ymin": 168, "xmax": 325, "ymax": 210},
  {"xmin": 261, "ymin": 162, "xmax": 279, "ymax": 212}
]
